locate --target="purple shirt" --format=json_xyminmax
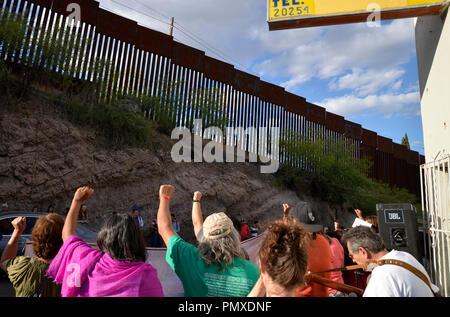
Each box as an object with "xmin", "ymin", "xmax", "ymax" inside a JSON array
[{"xmin": 46, "ymin": 235, "xmax": 164, "ymax": 297}]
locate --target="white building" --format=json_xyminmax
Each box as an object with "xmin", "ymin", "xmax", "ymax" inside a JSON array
[{"xmin": 415, "ymin": 5, "xmax": 450, "ymax": 297}]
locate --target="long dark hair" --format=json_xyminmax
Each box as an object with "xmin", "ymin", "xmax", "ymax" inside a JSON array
[{"xmin": 96, "ymin": 213, "xmax": 146, "ymax": 262}]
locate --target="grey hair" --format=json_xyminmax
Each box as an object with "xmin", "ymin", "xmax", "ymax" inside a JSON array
[
  {"xmin": 341, "ymin": 226, "xmax": 386, "ymax": 254},
  {"xmin": 198, "ymin": 227, "xmax": 245, "ymax": 271}
]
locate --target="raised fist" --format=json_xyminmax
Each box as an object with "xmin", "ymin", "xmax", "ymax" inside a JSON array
[
  {"xmin": 159, "ymin": 185, "xmax": 175, "ymax": 199},
  {"xmin": 11, "ymin": 217, "xmax": 26, "ymax": 234},
  {"xmin": 73, "ymin": 186, "xmax": 94, "ymax": 203},
  {"xmin": 354, "ymin": 209, "xmax": 363, "ymax": 219},
  {"xmin": 283, "ymin": 203, "xmax": 293, "ymax": 218},
  {"xmin": 193, "ymin": 191, "xmax": 202, "ymax": 201}
]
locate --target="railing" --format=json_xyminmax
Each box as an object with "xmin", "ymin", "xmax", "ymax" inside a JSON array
[
  {"xmin": 0, "ymin": 0, "xmax": 424, "ymax": 194},
  {"xmin": 421, "ymin": 155, "xmax": 450, "ymax": 296}
]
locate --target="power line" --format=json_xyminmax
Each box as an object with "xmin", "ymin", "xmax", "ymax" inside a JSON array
[
  {"xmin": 129, "ymin": 0, "xmax": 247, "ymax": 68},
  {"xmin": 173, "ymin": 25, "xmax": 248, "ymax": 70},
  {"xmin": 131, "ymin": 0, "xmax": 171, "ymax": 20},
  {"xmin": 106, "ymin": 0, "xmax": 171, "ymax": 26},
  {"xmin": 102, "ymin": 0, "xmax": 248, "ymax": 70},
  {"xmin": 173, "ymin": 22, "xmax": 248, "ymax": 70}
]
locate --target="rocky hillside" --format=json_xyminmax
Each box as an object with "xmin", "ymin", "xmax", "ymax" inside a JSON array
[{"xmin": 0, "ymin": 89, "xmax": 357, "ymax": 244}]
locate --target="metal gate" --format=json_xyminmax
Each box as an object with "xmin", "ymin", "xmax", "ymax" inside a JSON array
[{"xmin": 420, "ymin": 154, "xmax": 450, "ymax": 297}]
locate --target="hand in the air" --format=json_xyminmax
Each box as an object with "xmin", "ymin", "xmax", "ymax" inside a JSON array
[{"xmin": 73, "ymin": 186, "xmax": 94, "ymax": 203}]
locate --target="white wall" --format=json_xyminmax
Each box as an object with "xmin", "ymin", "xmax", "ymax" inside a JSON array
[
  {"xmin": 415, "ymin": 7, "xmax": 450, "ymax": 296},
  {"xmin": 415, "ymin": 8, "xmax": 450, "ymax": 163}
]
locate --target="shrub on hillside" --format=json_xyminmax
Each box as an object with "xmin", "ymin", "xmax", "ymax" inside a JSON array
[
  {"xmin": 65, "ymin": 99, "xmax": 155, "ymax": 148},
  {"xmin": 276, "ymin": 129, "xmax": 419, "ymax": 215}
]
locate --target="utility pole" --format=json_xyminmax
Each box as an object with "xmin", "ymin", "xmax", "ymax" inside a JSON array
[{"xmin": 169, "ymin": 17, "xmax": 174, "ymax": 37}]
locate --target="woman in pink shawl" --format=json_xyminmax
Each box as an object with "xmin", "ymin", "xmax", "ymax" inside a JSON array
[{"xmin": 46, "ymin": 186, "xmax": 164, "ymax": 297}]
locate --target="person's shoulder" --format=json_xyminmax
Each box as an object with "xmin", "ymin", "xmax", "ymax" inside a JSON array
[
  {"xmin": 65, "ymin": 234, "xmax": 87, "ymax": 244},
  {"xmin": 381, "ymin": 250, "xmax": 421, "ymax": 266},
  {"xmin": 242, "ymin": 259, "xmax": 260, "ymax": 279},
  {"xmin": 62, "ymin": 235, "xmax": 100, "ymax": 257},
  {"xmin": 7, "ymin": 255, "xmax": 31, "ymax": 269},
  {"xmin": 140, "ymin": 261, "xmax": 161, "ymax": 277},
  {"xmin": 168, "ymin": 234, "xmax": 197, "ymax": 252},
  {"xmin": 315, "ymin": 233, "xmax": 329, "ymax": 243},
  {"xmin": 6, "ymin": 256, "xmax": 41, "ymax": 283},
  {"xmin": 165, "ymin": 235, "xmax": 201, "ymax": 272},
  {"xmin": 242, "ymin": 258, "xmax": 259, "ymax": 271},
  {"xmin": 391, "ymin": 250, "xmax": 417, "ymax": 260},
  {"xmin": 371, "ymin": 259, "xmax": 405, "ymax": 277},
  {"xmin": 379, "ymin": 250, "xmax": 430, "ymax": 277},
  {"xmin": 330, "ymin": 237, "xmax": 341, "ymax": 244},
  {"xmin": 168, "ymin": 233, "xmax": 183, "ymax": 244},
  {"xmin": 314, "ymin": 235, "xmax": 333, "ymax": 253}
]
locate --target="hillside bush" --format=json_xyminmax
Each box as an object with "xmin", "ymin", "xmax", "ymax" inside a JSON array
[
  {"xmin": 65, "ymin": 97, "xmax": 156, "ymax": 148},
  {"xmin": 276, "ymin": 129, "xmax": 420, "ymax": 215}
]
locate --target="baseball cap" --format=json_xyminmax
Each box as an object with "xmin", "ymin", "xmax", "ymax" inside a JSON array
[{"xmin": 203, "ymin": 212, "xmax": 234, "ymax": 240}]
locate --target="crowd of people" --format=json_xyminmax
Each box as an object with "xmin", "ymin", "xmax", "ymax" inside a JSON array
[{"xmin": 0, "ymin": 185, "xmax": 440, "ymax": 297}]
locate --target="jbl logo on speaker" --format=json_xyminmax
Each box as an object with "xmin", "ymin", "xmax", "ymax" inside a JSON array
[{"xmin": 376, "ymin": 204, "xmax": 421, "ymax": 261}]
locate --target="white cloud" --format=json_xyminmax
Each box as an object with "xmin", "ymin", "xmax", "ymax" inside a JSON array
[
  {"xmin": 98, "ymin": 1, "xmax": 417, "ymax": 93},
  {"xmin": 392, "ymin": 80, "xmax": 403, "ymax": 92},
  {"xmin": 97, "ymin": 0, "xmax": 420, "ymax": 119},
  {"xmin": 98, "ymin": 0, "xmax": 266, "ymax": 70},
  {"xmin": 318, "ymin": 92, "xmax": 421, "ymax": 118},
  {"xmin": 253, "ymin": 18, "xmax": 416, "ymax": 91},
  {"xmin": 328, "ymin": 68, "xmax": 406, "ymax": 96}
]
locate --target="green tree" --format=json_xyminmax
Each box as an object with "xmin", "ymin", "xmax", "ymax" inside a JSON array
[
  {"xmin": 278, "ymin": 129, "xmax": 373, "ymax": 206},
  {"xmin": 276, "ymin": 128, "xmax": 419, "ymax": 214},
  {"xmin": 401, "ymin": 133, "xmax": 410, "ymax": 150}
]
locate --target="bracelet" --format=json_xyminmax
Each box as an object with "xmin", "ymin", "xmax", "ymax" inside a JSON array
[
  {"xmin": 193, "ymin": 199, "xmax": 200, "ymax": 203},
  {"xmin": 159, "ymin": 194, "xmax": 170, "ymax": 201}
]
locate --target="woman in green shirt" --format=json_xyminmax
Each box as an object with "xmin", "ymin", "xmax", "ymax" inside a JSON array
[
  {"xmin": 157, "ymin": 185, "xmax": 260, "ymax": 297},
  {"xmin": 0, "ymin": 214, "xmax": 63, "ymax": 297}
]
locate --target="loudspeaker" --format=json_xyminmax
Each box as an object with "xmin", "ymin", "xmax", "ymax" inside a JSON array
[{"xmin": 376, "ymin": 203, "xmax": 421, "ymax": 261}]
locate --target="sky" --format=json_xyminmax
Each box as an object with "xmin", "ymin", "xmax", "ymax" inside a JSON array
[{"xmin": 97, "ymin": 0, "xmax": 425, "ymax": 154}]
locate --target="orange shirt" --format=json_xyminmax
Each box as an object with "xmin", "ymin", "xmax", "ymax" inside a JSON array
[{"xmin": 295, "ymin": 234, "xmax": 333, "ymax": 297}]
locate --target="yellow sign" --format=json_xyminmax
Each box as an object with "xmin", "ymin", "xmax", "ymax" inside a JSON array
[{"xmin": 268, "ymin": 0, "xmax": 447, "ymax": 29}]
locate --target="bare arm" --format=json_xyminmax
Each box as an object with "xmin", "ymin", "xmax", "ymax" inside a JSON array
[
  {"xmin": 283, "ymin": 203, "xmax": 293, "ymax": 223},
  {"xmin": 192, "ymin": 191, "xmax": 203, "ymax": 237},
  {"xmin": 157, "ymin": 185, "xmax": 177, "ymax": 247},
  {"xmin": 63, "ymin": 186, "xmax": 94, "ymax": 242},
  {"xmin": 0, "ymin": 217, "xmax": 26, "ymax": 272}
]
